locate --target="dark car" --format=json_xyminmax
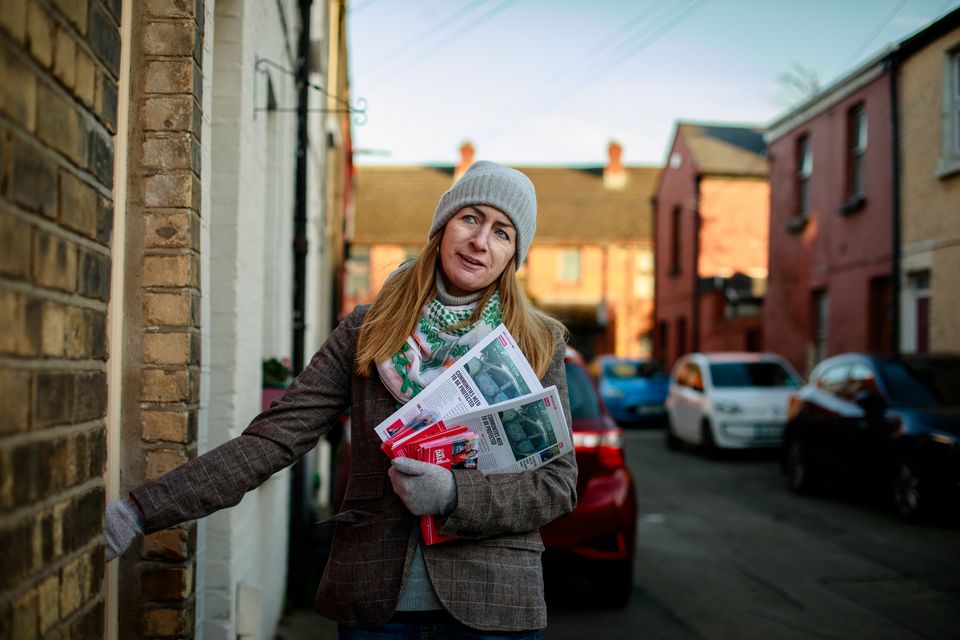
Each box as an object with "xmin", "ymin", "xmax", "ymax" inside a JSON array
[
  {"xmin": 593, "ymin": 355, "xmax": 670, "ymax": 426},
  {"xmin": 782, "ymin": 352, "xmax": 960, "ymax": 520},
  {"xmin": 540, "ymin": 348, "xmax": 638, "ymax": 608}
]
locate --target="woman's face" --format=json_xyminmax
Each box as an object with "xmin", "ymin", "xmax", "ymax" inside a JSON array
[{"xmin": 439, "ymin": 205, "xmax": 516, "ymax": 297}]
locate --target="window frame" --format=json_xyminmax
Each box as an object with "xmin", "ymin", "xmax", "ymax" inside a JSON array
[
  {"xmin": 811, "ymin": 289, "xmax": 828, "ymax": 367},
  {"xmin": 557, "ymin": 247, "xmax": 581, "ymax": 284},
  {"xmin": 842, "ymin": 103, "xmax": 868, "ymax": 213},
  {"xmin": 796, "ymin": 134, "xmax": 813, "ymax": 218},
  {"xmin": 938, "ymin": 47, "xmax": 960, "ymax": 177},
  {"xmin": 669, "ymin": 205, "xmax": 682, "ymax": 276}
]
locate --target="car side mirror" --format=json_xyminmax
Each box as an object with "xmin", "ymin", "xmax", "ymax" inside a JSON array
[{"xmin": 855, "ymin": 391, "xmax": 886, "ymax": 418}]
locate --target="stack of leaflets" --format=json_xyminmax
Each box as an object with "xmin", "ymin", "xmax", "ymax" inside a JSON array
[{"xmin": 377, "ymin": 324, "xmax": 573, "ymax": 544}]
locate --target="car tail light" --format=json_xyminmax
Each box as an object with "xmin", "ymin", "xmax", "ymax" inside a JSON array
[
  {"xmin": 573, "ymin": 427, "xmax": 625, "ymax": 470},
  {"xmin": 787, "ymin": 394, "xmax": 802, "ymax": 421}
]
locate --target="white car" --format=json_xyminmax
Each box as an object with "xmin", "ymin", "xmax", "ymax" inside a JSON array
[{"xmin": 665, "ymin": 352, "xmax": 802, "ymax": 450}]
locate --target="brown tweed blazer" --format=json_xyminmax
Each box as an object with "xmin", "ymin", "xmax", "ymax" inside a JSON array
[{"xmin": 130, "ymin": 305, "xmax": 578, "ymax": 631}]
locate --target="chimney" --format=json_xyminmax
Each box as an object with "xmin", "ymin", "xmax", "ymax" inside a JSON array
[
  {"xmin": 604, "ymin": 140, "xmax": 627, "ymax": 189},
  {"xmin": 454, "ymin": 141, "xmax": 475, "ymax": 181}
]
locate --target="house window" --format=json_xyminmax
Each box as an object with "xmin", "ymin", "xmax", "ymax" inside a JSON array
[
  {"xmin": 940, "ymin": 48, "xmax": 960, "ymax": 176},
  {"xmin": 676, "ymin": 316, "xmax": 688, "ymax": 359},
  {"xmin": 657, "ymin": 321, "xmax": 669, "ymax": 363},
  {"xmin": 558, "ymin": 248, "xmax": 581, "ymax": 283},
  {"xmin": 796, "ymin": 135, "xmax": 812, "ymax": 218},
  {"xmin": 346, "ymin": 246, "xmax": 371, "ymax": 299},
  {"xmin": 868, "ymin": 276, "xmax": 892, "ymax": 352},
  {"xmin": 847, "ymin": 104, "xmax": 867, "ymax": 198},
  {"xmin": 811, "ymin": 289, "xmax": 827, "ymax": 366},
  {"xmin": 906, "ymin": 271, "xmax": 931, "ymax": 353},
  {"xmin": 669, "ymin": 206, "xmax": 681, "ymax": 275}
]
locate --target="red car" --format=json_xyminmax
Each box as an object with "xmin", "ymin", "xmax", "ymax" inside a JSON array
[{"xmin": 539, "ymin": 348, "xmax": 638, "ymax": 608}]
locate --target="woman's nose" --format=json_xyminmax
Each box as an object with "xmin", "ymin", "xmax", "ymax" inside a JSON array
[{"xmin": 471, "ymin": 225, "xmax": 491, "ymax": 249}]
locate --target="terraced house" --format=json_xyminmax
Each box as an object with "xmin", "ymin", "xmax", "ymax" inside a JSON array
[
  {"xmin": 0, "ymin": 1, "xmax": 353, "ymax": 637},
  {"xmin": 346, "ymin": 142, "xmax": 660, "ymax": 361}
]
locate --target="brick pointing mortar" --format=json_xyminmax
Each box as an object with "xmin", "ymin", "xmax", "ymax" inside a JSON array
[{"xmin": 1, "ymin": 1, "xmax": 117, "ymax": 636}]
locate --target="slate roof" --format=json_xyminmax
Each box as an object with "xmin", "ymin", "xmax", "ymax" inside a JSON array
[
  {"xmin": 352, "ymin": 164, "xmax": 660, "ymax": 245},
  {"xmin": 676, "ymin": 122, "xmax": 768, "ymax": 177}
]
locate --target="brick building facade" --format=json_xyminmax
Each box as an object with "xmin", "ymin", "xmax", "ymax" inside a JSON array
[
  {"xmin": 346, "ymin": 142, "xmax": 660, "ymax": 361},
  {"xmin": 894, "ymin": 8, "xmax": 960, "ymax": 353},
  {"xmin": 1, "ymin": 0, "xmax": 119, "ymax": 636},
  {"xmin": 1, "ymin": 0, "xmax": 351, "ymax": 638},
  {"xmin": 764, "ymin": 56, "xmax": 895, "ymax": 375},
  {"xmin": 653, "ymin": 122, "xmax": 769, "ymax": 370}
]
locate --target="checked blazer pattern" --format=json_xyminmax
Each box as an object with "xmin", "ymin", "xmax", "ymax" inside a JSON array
[{"xmin": 130, "ymin": 305, "xmax": 578, "ymax": 631}]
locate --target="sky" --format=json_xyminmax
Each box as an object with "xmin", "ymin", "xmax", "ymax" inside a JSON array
[{"xmin": 346, "ymin": 0, "xmax": 960, "ymax": 167}]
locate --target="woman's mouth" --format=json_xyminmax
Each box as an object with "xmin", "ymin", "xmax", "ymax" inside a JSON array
[{"xmin": 458, "ymin": 253, "xmax": 485, "ymax": 268}]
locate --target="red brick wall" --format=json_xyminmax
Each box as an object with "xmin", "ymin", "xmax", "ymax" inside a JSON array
[
  {"xmin": 765, "ymin": 71, "xmax": 894, "ymax": 374},
  {"xmin": 0, "ymin": 0, "xmax": 121, "ymax": 636},
  {"xmin": 654, "ymin": 133, "xmax": 698, "ymax": 369}
]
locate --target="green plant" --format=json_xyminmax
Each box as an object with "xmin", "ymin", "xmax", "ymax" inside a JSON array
[{"xmin": 262, "ymin": 357, "xmax": 293, "ymax": 388}]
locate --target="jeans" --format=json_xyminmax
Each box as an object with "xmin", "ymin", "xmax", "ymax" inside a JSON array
[{"xmin": 337, "ymin": 622, "xmax": 543, "ymax": 640}]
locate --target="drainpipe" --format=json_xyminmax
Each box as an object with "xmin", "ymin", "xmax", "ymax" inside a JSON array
[
  {"xmin": 692, "ymin": 176, "xmax": 702, "ymax": 352},
  {"xmin": 287, "ymin": 0, "xmax": 313, "ymax": 607},
  {"xmin": 651, "ymin": 195, "xmax": 660, "ymax": 362},
  {"xmin": 887, "ymin": 55, "xmax": 902, "ymax": 354}
]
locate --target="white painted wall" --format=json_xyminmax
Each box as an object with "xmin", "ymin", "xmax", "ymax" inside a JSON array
[
  {"xmin": 195, "ymin": 0, "xmax": 216, "ymax": 635},
  {"xmin": 204, "ymin": 0, "xmax": 308, "ymax": 638}
]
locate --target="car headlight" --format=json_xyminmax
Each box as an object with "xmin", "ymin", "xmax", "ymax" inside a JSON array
[
  {"xmin": 713, "ymin": 400, "xmax": 743, "ymax": 414},
  {"xmin": 603, "ymin": 386, "xmax": 625, "ymax": 399},
  {"xmin": 928, "ymin": 432, "xmax": 957, "ymax": 446}
]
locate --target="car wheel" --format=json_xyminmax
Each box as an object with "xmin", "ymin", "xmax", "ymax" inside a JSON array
[
  {"xmin": 892, "ymin": 460, "xmax": 927, "ymax": 521},
  {"xmin": 784, "ymin": 437, "xmax": 817, "ymax": 493},
  {"xmin": 700, "ymin": 419, "xmax": 717, "ymax": 456},
  {"xmin": 594, "ymin": 559, "xmax": 633, "ymax": 609},
  {"xmin": 665, "ymin": 417, "xmax": 682, "ymax": 450}
]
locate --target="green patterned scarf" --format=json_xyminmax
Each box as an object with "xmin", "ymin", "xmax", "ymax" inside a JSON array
[{"xmin": 376, "ymin": 292, "xmax": 503, "ymax": 403}]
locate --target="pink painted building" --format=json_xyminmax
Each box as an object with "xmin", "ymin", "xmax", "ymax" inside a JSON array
[{"xmin": 764, "ymin": 56, "xmax": 895, "ymax": 375}]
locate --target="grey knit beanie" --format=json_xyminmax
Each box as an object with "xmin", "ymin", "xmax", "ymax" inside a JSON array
[{"xmin": 429, "ymin": 161, "xmax": 537, "ymax": 266}]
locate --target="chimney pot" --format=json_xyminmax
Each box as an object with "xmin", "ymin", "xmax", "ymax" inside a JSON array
[
  {"xmin": 455, "ymin": 141, "xmax": 475, "ymax": 180},
  {"xmin": 604, "ymin": 140, "xmax": 626, "ymax": 189}
]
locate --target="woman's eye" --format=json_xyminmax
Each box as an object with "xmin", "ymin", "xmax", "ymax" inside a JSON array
[
  {"xmin": 462, "ymin": 214, "xmax": 478, "ymax": 224},
  {"xmin": 495, "ymin": 229, "xmax": 511, "ymax": 241}
]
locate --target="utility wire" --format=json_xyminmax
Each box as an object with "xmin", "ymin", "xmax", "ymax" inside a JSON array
[
  {"xmin": 482, "ymin": 0, "xmax": 673, "ymax": 123},
  {"xmin": 842, "ymin": 0, "xmax": 909, "ymax": 68},
  {"xmin": 937, "ymin": 0, "xmax": 958, "ymax": 14},
  {"xmin": 589, "ymin": 0, "xmax": 709, "ymax": 86},
  {"xmin": 364, "ymin": 0, "xmax": 522, "ymax": 86},
  {"xmin": 357, "ymin": 0, "xmax": 495, "ymax": 74},
  {"xmin": 478, "ymin": 0, "xmax": 709, "ymax": 143},
  {"xmin": 349, "ymin": 0, "xmax": 383, "ymax": 15}
]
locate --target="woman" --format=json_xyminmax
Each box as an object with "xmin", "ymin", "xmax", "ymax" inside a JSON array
[{"xmin": 105, "ymin": 161, "xmax": 577, "ymax": 639}]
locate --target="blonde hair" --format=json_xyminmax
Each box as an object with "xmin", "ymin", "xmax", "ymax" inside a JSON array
[{"xmin": 355, "ymin": 235, "xmax": 566, "ymax": 378}]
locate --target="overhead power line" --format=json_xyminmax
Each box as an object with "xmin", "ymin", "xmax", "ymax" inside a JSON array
[
  {"xmin": 349, "ymin": 0, "xmax": 383, "ymax": 15},
  {"xmin": 476, "ymin": 0, "xmax": 709, "ymax": 143},
  {"xmin": 843, "ymin": 0, "xmax": 909, "ymax": 68},
  {"xmin": 362, "ymin": 0, "xmax": 523, "ymax": 86},
  {"xmin": 484, "ymin": 0, "xmax": 674, "ymax": 122},
  {"xmin": 357, "ymin": 0, "xmax": 495, "ymax": 74}
]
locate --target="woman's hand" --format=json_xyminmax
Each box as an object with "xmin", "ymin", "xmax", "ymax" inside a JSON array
[
  {"xmin": 388, "ymin": 458, "xmax": 457, "ymax": 516},
  {"xmin": 104, "ymin": 499, "xmax": 143, "ymax": 561}
]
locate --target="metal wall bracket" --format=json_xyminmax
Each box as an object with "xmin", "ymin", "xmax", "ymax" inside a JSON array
[{"xmin": 253, "ymin": 56, "xmax": 367, "ymax": 124}]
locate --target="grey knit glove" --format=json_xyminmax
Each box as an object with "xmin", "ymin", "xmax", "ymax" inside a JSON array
[
  {"xmin": 105, "ymin": 498, "xmax": 143, "ymax": 562},
  {"xmin": 388, "ymin": 457, "xmax": 457, "ymax": 516}
]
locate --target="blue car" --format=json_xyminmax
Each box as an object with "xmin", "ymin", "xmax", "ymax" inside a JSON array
[{"xmin": 594, "ymin": 356, "xmax": 670, "ymax": 426}]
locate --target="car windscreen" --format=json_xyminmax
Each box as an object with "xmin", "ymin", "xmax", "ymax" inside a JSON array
[
  {"xmin": 565, "ymin": 363, "xmax": 602, "ymax": 419},
  {"xmin": 875, "ymin": 358, "xmax": 960, "ymax": 407},
  {"xmin": 603, "ymin": 360, "xmax": 667, "ymax": 380},
  {"xmin": 709, "ymin": 362, "xmax": 800, "ymax": 388}
]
